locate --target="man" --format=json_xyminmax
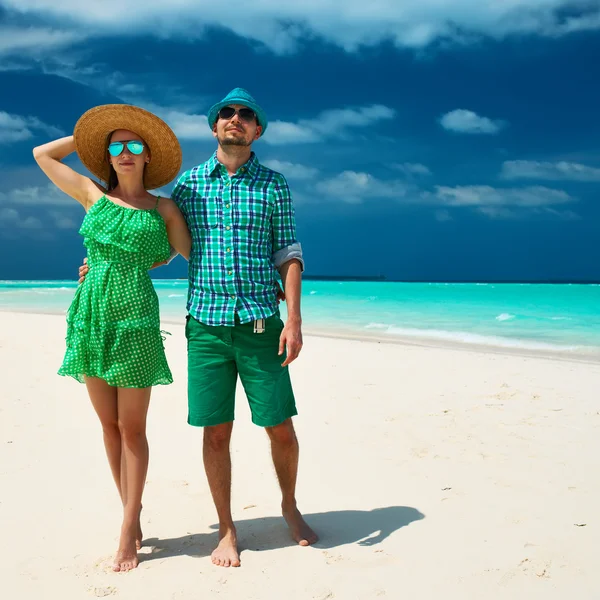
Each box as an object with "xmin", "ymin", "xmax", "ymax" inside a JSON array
[{"xmin": 173, "ymin": 87, "xmax": 317, "ymax": 567}]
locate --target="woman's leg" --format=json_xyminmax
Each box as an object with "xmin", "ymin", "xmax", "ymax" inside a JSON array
[
  {"xmin": 113, "ymin": 386, "xmax": 151, "ymax": 572},
  {"xmin": 85, "ymin": 377, "xmax": 143, "ymax": 552},
  {"xmin": 86, "ymin": 377, "xmax": 122, "ymax": 498}
]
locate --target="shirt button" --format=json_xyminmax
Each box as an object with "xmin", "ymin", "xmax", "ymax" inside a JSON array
[
  {"xmin": 226, "ymin": 225, "xmax": 231, "ymax": 230},
  {"xmin": 228, "ymin": 270, "xmax": 232, "ymax": 275},
  {"xmin": 226, "ymin": 204, "xmax": 230, "ymax": 208},
  {"xmin": 231, "ymin": 294, "xmax": 236, "ymax": 299},
  {"xmin": 226, "ymin": 247, "xmax": 231, "ymax": 252}
]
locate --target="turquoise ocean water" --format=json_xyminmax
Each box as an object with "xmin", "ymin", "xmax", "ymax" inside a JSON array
[{"xmin": 1, "ymin": 279, "xmax": 600, "ymax": 358}]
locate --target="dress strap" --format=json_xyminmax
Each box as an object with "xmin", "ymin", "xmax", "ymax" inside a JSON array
[{"xmin": 155, "ymin": 195, "xmax": 160, "ymax": 209}]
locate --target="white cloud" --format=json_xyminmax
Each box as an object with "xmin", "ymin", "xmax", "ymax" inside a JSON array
[
  {"xmin": 428, "ymin": 185, "xmax": 574, "ymax": 207},
  {"xmin": 393, "ymin": 162, "xmax": 432, "ymax": 176},
  {"xmin": 309, "ymin": 105, "xmax": 395, "ymax": 136},
  {"xmin": 2, "ymin": 2, "xmax": 599, "ymax": 54},
  {"xmin": 263, "ymin": 121, "xmax": 321, "ymax": 145},
  {"xmin": 315, "ymin": 171, "xmax": 411, "ymax": 204},
  {"xmin": 477, "ymin": 206, "xmax": 581, "ymax": 220},
  {"xmin": 439, "ymin": 109, "xmax": 506, "ymax": 134},
  {"xmin": 0, "ymin": 185, "xmax": 82, "ymax": 238},
  {"xmin": 541, "ymin": 207, "xmax": 581, "ymax": 220},
  {"xmin": 262, "ymin": 160, "xmax": 319, "ymax": 180},
  {"xmin": 140, "ymin": 103, "xmax": 394, "ymax": 144},
  {"xmin": 160, "ymin": 110, "xmax": 213, "ymax": 141},
  {"xmin": 123, "ymin": 101, "xmax": 215, "ymax": 141},
  {"xmin": 0, "ymin": 184, "xmax": 74, "ymax": 206},
  {"xmin": 0, "ymin": 26, "xmax": 85, "ymax": 57},
  {"xmin": 47, "ymin": 210, "xmax": 78, "ymax": 229},
  {"xmin": 0, "ymin": 112, "xmax": 65, "ymax": 144},
  {"xmin": 501, "ymin": 160, "xmax": 600, "ymax": 182},
  {"xmin": 281, "ymin": 163, "xmax": 580, "ymax": 221},
  {"xmin": 265, "ymin": 105, "xmax": 395, "ymax": 145},
  {"xmin": 0, "ymin": 207, "xmax": 43, "ymax": 230}
]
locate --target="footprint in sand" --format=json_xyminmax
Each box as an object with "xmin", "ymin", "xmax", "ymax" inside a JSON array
[
  {"xmin": 88, "ymin": 586, "xmax": 117, "ymax": 597},
  {"xmin": 322, "ymin": 550, "xmax": 344, "ymax": 565}
]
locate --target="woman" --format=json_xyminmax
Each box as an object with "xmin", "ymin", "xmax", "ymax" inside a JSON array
[{"xmin": 33, "ymin": 104, "xmax": 191, "ymax": 572}]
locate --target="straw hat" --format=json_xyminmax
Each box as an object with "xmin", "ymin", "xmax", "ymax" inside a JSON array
[{"xmin": 73, "ymin": 104, "xmax": 182, "ymax": 190}]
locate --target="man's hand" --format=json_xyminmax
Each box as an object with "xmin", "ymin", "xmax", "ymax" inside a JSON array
[
  {"xmin": 275, "ymin": 280, "xmax": 286, "ymax": 303},
  {"xmin": 78, "ymin": 257, "xmax": 89, "ymax": 284},
  {"xmin": 278, "ymin": 317, "xmax": 303, "ymax": 367}
]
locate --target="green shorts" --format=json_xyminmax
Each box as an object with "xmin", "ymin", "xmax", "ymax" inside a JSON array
[{"xmin": 185, "ymin": 312, "xmax": 297, "ymax": 428}]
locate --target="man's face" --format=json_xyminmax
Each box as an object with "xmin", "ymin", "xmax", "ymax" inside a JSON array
[{"xmin": 213, "ymin": 104, "xmax": 262, "ymax": 147}]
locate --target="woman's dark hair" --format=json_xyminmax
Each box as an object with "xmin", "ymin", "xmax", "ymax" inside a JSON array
[
  {"xmin": 106, "ymin": 165, "xmax": 119, "ymax": 192},
  {"xmin": 104, "ymin": 131, "xmax": 149, "ymax": 191},
  {"xmin": 105, "ymin": 133, "xmax": 119, "ymax": 191}
]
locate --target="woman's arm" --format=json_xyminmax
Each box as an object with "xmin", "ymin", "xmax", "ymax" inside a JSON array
[
  {"xmin": 159, "ymin": 198, "xmax": 192, "ymax": 261},
  {"xmin": 33, "ymin": 135, "xmax": 99, "ymax": 209}
]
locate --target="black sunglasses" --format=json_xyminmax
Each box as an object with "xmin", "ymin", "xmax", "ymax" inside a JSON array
[{"xmin": 218, "ymin": 106, "xmax": 257, "ymax": 123}]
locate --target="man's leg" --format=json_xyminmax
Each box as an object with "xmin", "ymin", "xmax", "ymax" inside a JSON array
[
  {"xmin": 234, "ymin": 313, "xmax": 317, "ymax": 546},
  {"xmin": 265, "ymin": 418, "xmax": 318, "ymax": 546},
  {"xmin": 185, "ymin": 315, "xmax": 240, "ymax": 567},
  {"xmin": 203, "ymin": 421, "xmax": 240, "ymax": 567}
]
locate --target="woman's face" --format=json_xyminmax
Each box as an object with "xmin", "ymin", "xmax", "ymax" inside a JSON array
[{"xmin": 107, "ymin": 129, "xmax": 150, "ymax": 181}]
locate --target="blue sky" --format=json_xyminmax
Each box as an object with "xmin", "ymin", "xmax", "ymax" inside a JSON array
[{"xmin": 1, "ymin": 1, "xmax": 599, "ymax": 281}]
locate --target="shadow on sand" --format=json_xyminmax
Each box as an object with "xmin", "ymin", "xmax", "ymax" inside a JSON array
[{"xmin": 142, "ymin": 505, "xmax": 425, "ymax": 562}]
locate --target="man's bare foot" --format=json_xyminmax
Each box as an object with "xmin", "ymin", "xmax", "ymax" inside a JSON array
[
  {"xmin": 113, "ymin": 525, "xmax": 139, "ymax": 572},
  {"xmin": 211, "ymin": 527, "xmax": 241, "ymax": 567},
  {"xmin": 283, "ymin": 504, "xmax": 318, "ymax": 546}
]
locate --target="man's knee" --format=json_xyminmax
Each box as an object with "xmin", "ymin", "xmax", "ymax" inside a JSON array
[
  {"xmin": 266, "ymin": 418, "xmax": 297, "ymax": 446},
  {"xmin": 203, "ymin": 422, "xmax": 233, "ymax": 451}
]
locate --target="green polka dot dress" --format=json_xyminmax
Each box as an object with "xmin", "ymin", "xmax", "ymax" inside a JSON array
[{"xmin": 58, "ymin": 195, "xmax": 173, "ymax": 388}]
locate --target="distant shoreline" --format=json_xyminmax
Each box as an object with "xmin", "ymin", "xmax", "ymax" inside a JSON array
[{"xmin": 1, "ymin": 278, "xmax": 600, "ymax": 285}]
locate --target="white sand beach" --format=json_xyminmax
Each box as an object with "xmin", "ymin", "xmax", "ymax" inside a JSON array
[{"xmin": 1, "ymin": 310, "xmax": 599, "ymax": 599}]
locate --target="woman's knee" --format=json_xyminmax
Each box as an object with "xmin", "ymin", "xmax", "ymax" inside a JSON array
[
  {"xmin": 117, "ymin": 418, "xmax": 146, "ymax": 442},
  {"xmin": 100, "ymin": 419, "xmax": 120, "ymax": 440}
]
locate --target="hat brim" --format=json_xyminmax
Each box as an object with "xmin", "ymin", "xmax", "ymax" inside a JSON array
[
  {"xmin": 207, "ymin": 100, "xmax": 268, "ymax": 136},
  {"xmin": 73, "ymin": 104, "xmax": 182, "ymax": 190}
]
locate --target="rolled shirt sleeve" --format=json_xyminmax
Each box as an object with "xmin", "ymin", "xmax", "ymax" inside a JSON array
[
  {"xmin": 271, "ymin": 177, "xmax": 304, "ymax": 272},
  {"xmin": 272, "ymin": 242, "xmax": 304, "ymax": 271}
]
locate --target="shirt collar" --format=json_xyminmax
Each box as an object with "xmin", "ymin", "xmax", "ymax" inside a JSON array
[
  {"xmin": 204, "ymin": 151, "xmax": 260, "ymax": 179},
  {"xmin": 204, "ymin": 152, "xmax": 220, "ymax": 177}
]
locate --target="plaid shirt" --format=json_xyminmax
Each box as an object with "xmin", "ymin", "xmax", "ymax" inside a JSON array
[{"xmin": 172, "ymin": 151, "xmax": 302, "ymax": 326}]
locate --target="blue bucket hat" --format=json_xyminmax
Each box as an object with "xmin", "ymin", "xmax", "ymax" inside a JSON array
[{"xmin": 207, "ymin": 87, "xmax": 268, "ymax": 136}]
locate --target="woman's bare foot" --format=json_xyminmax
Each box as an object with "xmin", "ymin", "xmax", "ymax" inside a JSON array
[
  {"xmin": 136, "ymin": 507, "xmax": 143, "ymax": 550},
  {"xmin": 283, "ymin": 504, "xmax": 318, "ymax": 546},
  {"xmin": 211, "ymin": 527, "xmax": 241, "ymax": 567},
  {"xmin": 112, "ymin": 524, "xmax": 139, "ymax": 572}
]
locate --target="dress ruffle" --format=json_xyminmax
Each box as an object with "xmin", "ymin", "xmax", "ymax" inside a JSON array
[
  {"xmin": 80, "ymin": 196, "xmax": 171, "ymax": 267},
  {"xmin": 59, "ymin": 320, "xmax": 172, "ymax": 387}
]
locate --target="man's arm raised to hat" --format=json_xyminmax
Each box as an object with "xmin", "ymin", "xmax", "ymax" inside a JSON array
[{"xmin": 33, "ymin": 135, "xmax": 99, "ymax": 210}]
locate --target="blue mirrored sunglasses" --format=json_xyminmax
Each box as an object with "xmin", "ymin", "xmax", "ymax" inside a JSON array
[{"xmin": 108, "ymin": 140, "xmax": 145, "ymax": 157}]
